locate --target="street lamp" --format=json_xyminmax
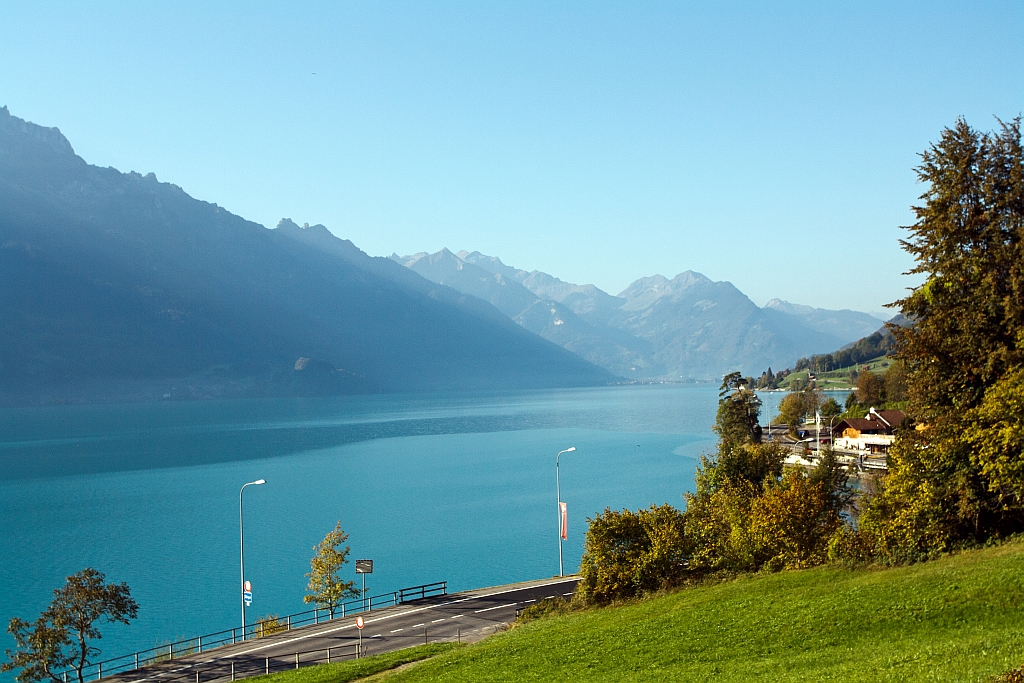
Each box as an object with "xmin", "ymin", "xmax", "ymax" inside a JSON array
[
  {"xmin": 555, "ymin": 447, "xmax": 577, "ymax": 577},
  {"xmin": 239, "ymin": 479, "xmax": 265, "ymax": 639},
  {"xmin": 815, "ymin": 411, "xmax": 821, "ymax": 457},
  {"xmin": 828, "ymin": 414, "xmax": 841, "ymax": 457}
]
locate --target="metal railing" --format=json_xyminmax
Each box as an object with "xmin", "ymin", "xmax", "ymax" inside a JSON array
[
  {"xmin": 57, "ymin": 581, "xmax": 446, "ymax": 682},
  {"xmin": 111, "ymin": 642, "xmax": 362, "ymax": 683},
  {"xmin": 100, "ymin": 623, "xmax": 475, "ymax": 683},
  {"xmin": 398, "ymin": 582, "xmax": 447, "ymax": 603}
]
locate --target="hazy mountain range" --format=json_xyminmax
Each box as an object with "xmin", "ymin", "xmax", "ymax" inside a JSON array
[
  {"xmin": 1, "ymin": 105, "xmax": 885, "ymax": 405},
  {"xmin": 0, "ymin": 107, "xmax": 612, "ymax": 404},
  {"xmin": 391, "ymin": 249, "xmax": 884, "ymax": 380}
]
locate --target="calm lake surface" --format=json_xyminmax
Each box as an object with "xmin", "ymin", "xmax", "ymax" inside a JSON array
[{"xmin": 0, "ymin": 385, "xmax": 791, "ymax": 665}]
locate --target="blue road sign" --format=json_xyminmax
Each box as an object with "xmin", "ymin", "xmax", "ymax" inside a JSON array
[{"xmin": 243, "ymin": 591, "xmax": 252, "ymax": 606}]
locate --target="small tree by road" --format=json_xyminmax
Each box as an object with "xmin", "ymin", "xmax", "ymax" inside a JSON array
[
  {"xmin": 777, "ymin": 392, "xmax": 806, "ymax": 434},
  {"xmin": 855, "ymin": 369, "xmax": 885, "ymax": 407},
  {"xmin": 820, "ymin": 397, "xmax": 842, "ymax": 419},
  {"xmin": 2, "ymin": 569, "xmax": 138, "ymax": 683},
  {"xmin": 303, "ymin": 522, "xmax": 359, "ymax": 618}
]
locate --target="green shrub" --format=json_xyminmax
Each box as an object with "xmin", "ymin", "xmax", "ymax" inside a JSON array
[
  {"xmin": 577, "ymin": 504, "xmax": 687, "ymax": 604},
  {"xmin": 749, "ymin": 469, "xmax": 841, "ymax": 569},
  {"xmin": 826, "ymin": 526, "xmax": 876, "ymax": 566},
  {"xmin": 254, "ymin": 615, "xmax": 287, "ymax": 638}
]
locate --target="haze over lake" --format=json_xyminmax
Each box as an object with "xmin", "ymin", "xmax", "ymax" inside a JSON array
[{"xmin": 0, "ymin": 384, "xmax": 803, "ymax": 664}]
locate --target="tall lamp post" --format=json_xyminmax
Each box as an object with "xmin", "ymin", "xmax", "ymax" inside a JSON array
[
  {"xmin": 815, "ymin": 411, "xmax": 821, "ymax": 457},
  {"xmin": 239, "ymin": 479, "xmax": 266, "ymax": 639},
  {"xmin": 555, "ymin": 446, "xmax": 577, "ymax": 577},
  {"xmin": 828, "ymin": 414, "xmax": 841, "ymax": 459}
]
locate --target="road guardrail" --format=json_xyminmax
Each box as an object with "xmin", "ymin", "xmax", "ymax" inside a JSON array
[{"xmin": 57, "ymin": 581, "xmax": 447, "ymax": 682}]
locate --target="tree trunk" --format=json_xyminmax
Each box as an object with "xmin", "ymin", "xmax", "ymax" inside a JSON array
[{"xmin": 76, "ymin": 631, "xmax": 87, "ymax": 683}]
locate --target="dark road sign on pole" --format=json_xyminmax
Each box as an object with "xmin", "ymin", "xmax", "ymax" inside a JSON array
[{"xmin": 356, "ymin": 560, "xmax": 372, "ymax": 611}]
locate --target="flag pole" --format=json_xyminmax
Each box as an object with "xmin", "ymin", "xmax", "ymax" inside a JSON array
[{"xmin": 555, "ymin": 447, "xmax": 576, "ymax": 577}]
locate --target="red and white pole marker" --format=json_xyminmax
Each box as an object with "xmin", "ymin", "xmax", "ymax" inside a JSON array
[{"xmin": 355, "ymin": 616, "xmax": 364, "ymax": 658}]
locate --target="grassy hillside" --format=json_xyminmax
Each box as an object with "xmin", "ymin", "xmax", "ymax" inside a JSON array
[
  {"xmin": 375, "ymin": 539, "xmax": 1024, "ymax": 682},
  {"xmin": 777, "ymin": 354, "xmax": 893, "ymax": 390}
]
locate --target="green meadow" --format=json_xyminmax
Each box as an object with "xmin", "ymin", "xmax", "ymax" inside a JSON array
[{"xmin": 276, "ymin": 539, "xmax": 1024, "ymax": 682}]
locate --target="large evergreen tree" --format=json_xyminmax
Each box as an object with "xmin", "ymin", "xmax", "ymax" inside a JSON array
[
  {"xmin": 713, "ymin": 372, "xmax": 763, "ymax": 448},
  {"xmin": 863, "ymin": 118, "xmax": 1024, "ymax": 558}
]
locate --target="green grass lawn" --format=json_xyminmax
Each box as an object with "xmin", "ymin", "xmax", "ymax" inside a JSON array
[
  {"xmin": 244, "ymin": 643, "xmax": 458, "ymax": 683},
  {"xmin": 377, "ymin": 540, "xmax": 1024, "ymax": 682}
]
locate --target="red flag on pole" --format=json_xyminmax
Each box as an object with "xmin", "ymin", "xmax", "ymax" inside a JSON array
[{"xmin": 559, "ymin": 501, "xmax": 568, "ymax": 540}]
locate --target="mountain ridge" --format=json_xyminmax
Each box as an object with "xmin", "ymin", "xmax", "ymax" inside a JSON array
[
  {"xmin": 392, "ymin": 248, "xmax": 884, "ymax": 380},
  {"xmin": 0, "ymin": 106, "xmax": 613, "ymax": 405}
]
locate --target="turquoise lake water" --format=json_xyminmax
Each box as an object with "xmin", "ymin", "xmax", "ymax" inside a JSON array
[{"xmin": 0, "ymin": 385, "xmax": 792, "ymax": 667}]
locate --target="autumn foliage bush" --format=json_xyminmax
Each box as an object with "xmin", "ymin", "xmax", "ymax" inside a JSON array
[{"xmin": 577, "ymin": 504, "xmax": 687, "ymax": 604}]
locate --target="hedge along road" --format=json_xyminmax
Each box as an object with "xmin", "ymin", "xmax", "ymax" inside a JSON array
[{"xmin": 104, "ymin": 577, "xmax": 580, "ymax": 683}]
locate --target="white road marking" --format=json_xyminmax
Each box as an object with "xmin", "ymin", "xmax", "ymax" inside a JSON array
[
  {"xmin": 431, "ymin": 618, "xmax": 445, "ymax": 623},
  {"xmin": 563, "ymin": 592, "xmax": 574, "ymax": 596},
  {"xmin": 117, "ymin": 578, "xmax": 580, "ymax": 681},
  {"xmin": 450, "ymin": 614, "xmax": 463, "ymax": 619},
  {"xmin": 525, "ymin": 599, "xmax": 536, "ymax": 603},
  {"xmin": 474, "ymin": 603, "xmax": 516, "ymax": 613},
  {"xmin": 390, "ymin": 629, "xmax": 403, "ymax": 633},
  {"xmin": 412, "ymin": 624, "xmax": 424, "ymax": 628}
]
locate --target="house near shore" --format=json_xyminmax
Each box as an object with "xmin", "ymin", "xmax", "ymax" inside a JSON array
[{"xmin": 832, "ymin": 408, "xmax": 907, "ymax": 454}]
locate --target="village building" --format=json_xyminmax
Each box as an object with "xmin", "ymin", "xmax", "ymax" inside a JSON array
[{"xmin": 832, "ymin": 408, "xmax": 907, "ymax": 455}]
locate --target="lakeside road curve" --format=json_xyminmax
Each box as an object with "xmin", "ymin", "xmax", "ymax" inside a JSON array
[{"xmin": 106, "ymin": 576, "xmax": 581, "ymax": 683}]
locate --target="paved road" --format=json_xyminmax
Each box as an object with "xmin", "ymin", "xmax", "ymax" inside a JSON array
[{"xmin": 108, "ymin": 577, "xmax": 580, "ymax": 683}]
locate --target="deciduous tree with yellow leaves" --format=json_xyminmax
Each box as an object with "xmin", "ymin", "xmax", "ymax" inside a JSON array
[{"xmin": 303, "ymin": 522, "xmax": 359, "ymax": 618}]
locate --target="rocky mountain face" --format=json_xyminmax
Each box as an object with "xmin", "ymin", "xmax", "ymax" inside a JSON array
[
  {"xmin": 390, "ymin": 250, "xmax": 656, "ymax": 377},
  {"xmin": 0, "ymin": 107, "xmax": 613, "ymax": 405},
  {"xmin": 393, "ymin": 250, "xmax": 884, "ymax": 380}
]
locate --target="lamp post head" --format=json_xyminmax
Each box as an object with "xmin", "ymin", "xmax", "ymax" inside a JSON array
[
  {"xmin": 253, "ymin": 479, "xmax": 266, "ymax": 485},
  {"xmin": 566, "ymin": 447, "xmax": 576, "ymax": 452}
]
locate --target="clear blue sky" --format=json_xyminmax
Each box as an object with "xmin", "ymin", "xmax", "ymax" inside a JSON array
[{"xmin": 2, "ymin": 1, "xmax": 1021, "ymax": 313}]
